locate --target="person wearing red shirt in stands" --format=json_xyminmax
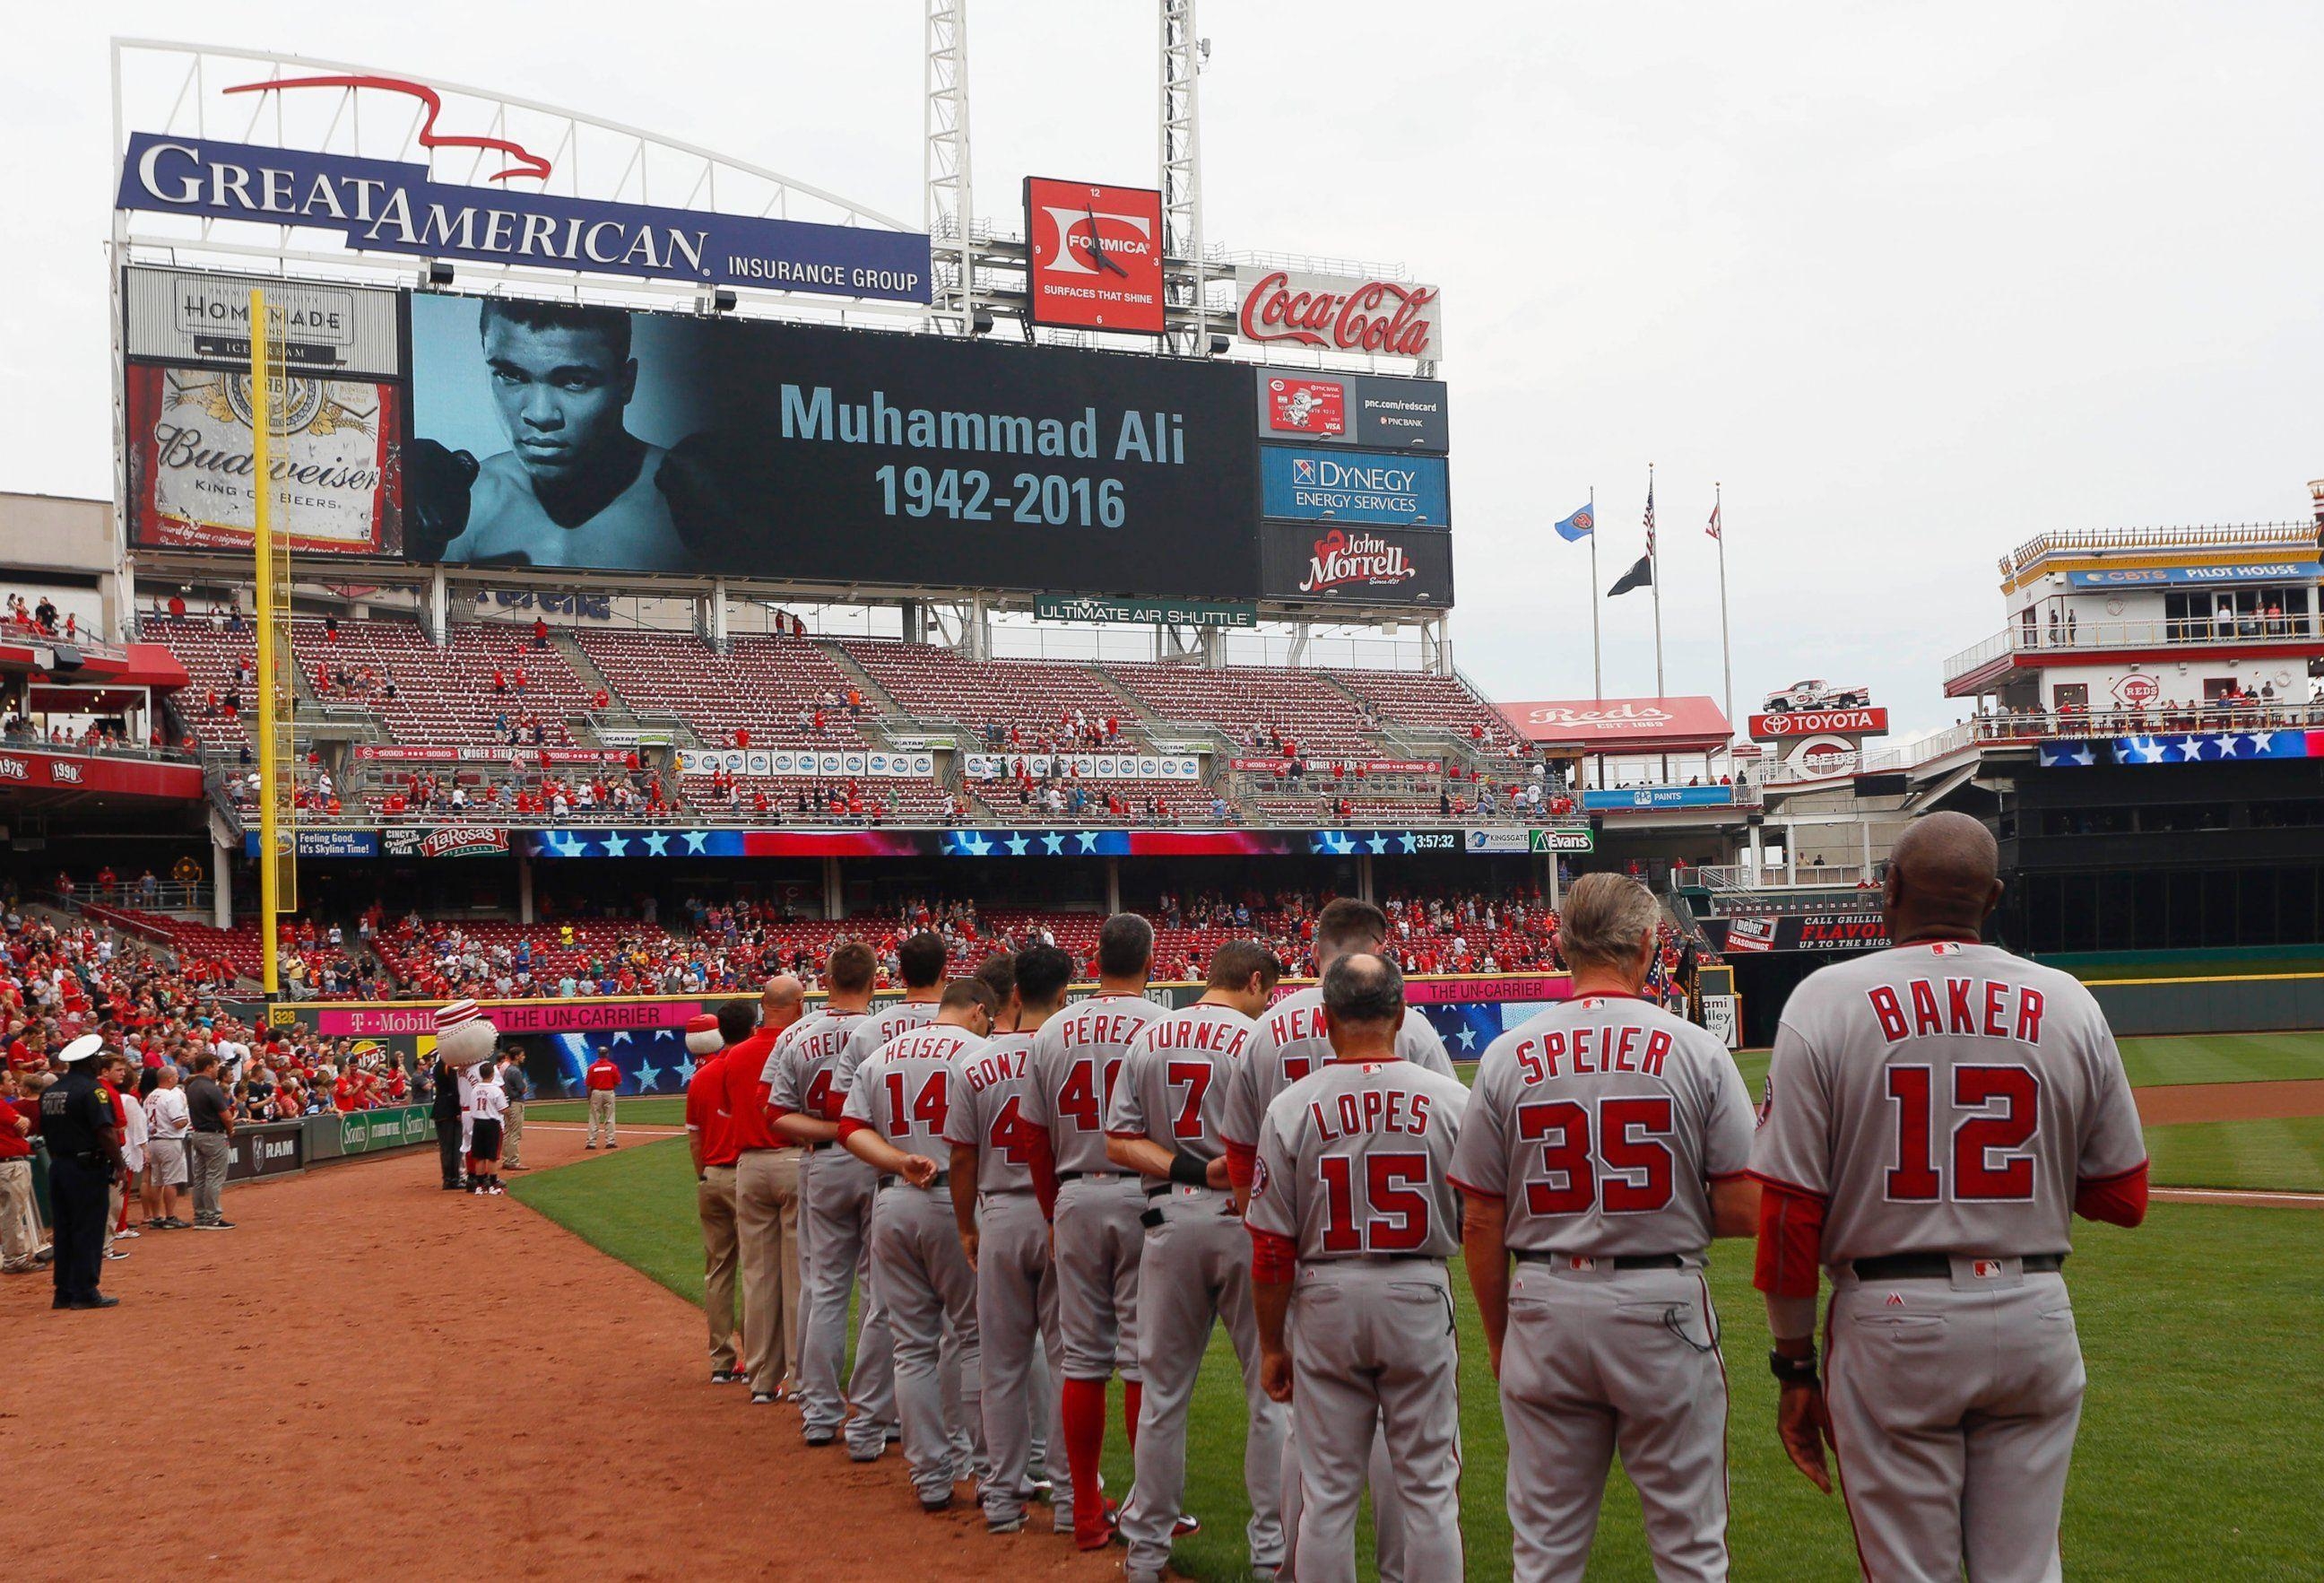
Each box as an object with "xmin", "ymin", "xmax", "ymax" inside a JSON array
[
  {"xmin": 685, "ymin": 1005, "xmax": 752, "ymax": 1384},
  {"xmin": 585, "ymin": 1048, "xmax": 622, "ymax": 1149}
]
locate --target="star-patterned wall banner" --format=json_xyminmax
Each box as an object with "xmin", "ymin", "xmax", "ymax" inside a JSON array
[
  {"xmin": 520, "ymin": 827, "xmax": 1484, "ymax": 859},
  {"xmin": 2039, "ymin": 729, "xmax": 2317, "ymax": 768}
]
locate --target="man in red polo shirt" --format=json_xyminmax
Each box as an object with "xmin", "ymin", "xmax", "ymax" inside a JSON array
[
  {"xmin": 686, "ymin": 1006, "xmax": 752, "ymax": 1385},
  {"xmin": 720, "ymin": 976, "xmax": 810, "ymax": 1402},
  {"xmin": 585, "ymin": 1048, "xmax": 622, "ymax": 1148}
]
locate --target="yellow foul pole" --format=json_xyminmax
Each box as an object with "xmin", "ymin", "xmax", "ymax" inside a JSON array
[{"xmin": 248, "ymin": 289, "xmax": 294, "ymax": 1000}]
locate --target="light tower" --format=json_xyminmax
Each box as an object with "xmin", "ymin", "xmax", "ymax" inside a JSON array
[{"xmin": 1159, "ymin": 0, "xmax": 1209, "ymax": 355}]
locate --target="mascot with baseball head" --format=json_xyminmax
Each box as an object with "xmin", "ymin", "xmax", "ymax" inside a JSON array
[{"xmin": 434, "ymin": 999, "xmax": 499, "ymax": 1179}]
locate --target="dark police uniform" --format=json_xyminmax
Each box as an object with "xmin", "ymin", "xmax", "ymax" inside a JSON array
[{"xmin": 40, "ymin": 1063, "xmax": 119, "ymax": 1309}]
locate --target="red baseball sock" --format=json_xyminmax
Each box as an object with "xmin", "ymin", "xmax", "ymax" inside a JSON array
[
  {"xmin": 1123, "ymin": 1379, "xmax": 1144, "ymax": 1450},
  {"xmin": 1062, "ymin": 1377, "xmax": 1108, "ymax": 1538}
]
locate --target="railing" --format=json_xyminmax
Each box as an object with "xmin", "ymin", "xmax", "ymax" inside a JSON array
[
  {"xmin": 1999, "ymin": 522, "xmax": 2315, "ymax": 578},
  {"xmin": 0, "ymin": 731, "xmax": 202, "ymax": 765},
  {"xmin": 1693, "ymin": 863, "xmax": 1876, "ymax": 893},
  {"xmin": 1944, "ymin": 613, "xmax": 2320, "ymax": 683}
]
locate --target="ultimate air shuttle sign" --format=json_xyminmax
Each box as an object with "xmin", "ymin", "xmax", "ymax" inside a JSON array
[{"xmin": 116, "ymin": 134, "xmax": 932, "ymax": 304}]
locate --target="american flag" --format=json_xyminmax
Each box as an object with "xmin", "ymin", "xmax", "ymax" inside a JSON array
[
  {"xmin": 1643, "ymin": 477, "xmax": 1656, "ymax": 557},
  {"xmin": 1706, "ymin": 500, "xmax": 1721, "ymax": 541}
]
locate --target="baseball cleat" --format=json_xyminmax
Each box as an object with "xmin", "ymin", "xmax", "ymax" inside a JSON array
[
  {"xmin": 803, "ymin": 1429, "xmax": 835, "ymax": 1446},
  {"xmin": 709, "ymin": 1370, "xmax": 746, "ymax": 1385},
  {"xmin": 985, "ymin": 1513, "xmax": 1026, "ymax": 1535},
  {"xmin": 920, "ymin": 1495, "xmax": 953, "ymax": 1515},
  {"xmin": 847, "ymin": 1445, "xmax": 884, "ymax": 1463},
  {"xmin": 1173, "ymin": 1513, "xmax": 1201, "ymax": 1538}
]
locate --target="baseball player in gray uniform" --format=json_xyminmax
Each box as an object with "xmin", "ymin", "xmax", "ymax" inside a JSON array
[
  {"xmin": 837, "ymin": 977, "xmax": 997, "ymax": 1513},
  {"xmin": 1105, "ymin": 940, "xmax": 1288, "ymax": 1583},
  {"xmin": 1452, "ymin": 873, "xmax": 1759, "ymax": 1581},
  {"xmin": 1248, "ymin": 953, "xmax": 1471, "ymax": 1583},
  {"xmin": 1750, "ymin": 813, "xmax": 2148, "ymax": 1583},
  {"xmin": 1020, "ymin": 913, "xmax": 1166, "ymax": 1552},
  {"xmin": 1221, "ymin": 896, "xmax": 1454, "ymax": 1583},
  {"xmin": 946, "ymin": 948, "xmax": 1071, "ymax": 1535},
  {"xmin": 765, "ymin": 942, "xmax": 891, "ymax": 1455}
]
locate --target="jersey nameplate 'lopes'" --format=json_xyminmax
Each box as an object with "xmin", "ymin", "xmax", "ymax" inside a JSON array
[
  {"xmin": 1247, "ymin": 1057, "xmax": 1471, "ymax": 1263},
  {"xmin": 1748, "ymin": 942, "xmax": 2146, "ymax": 1264},
  {"xmin": 1220, "ymin": 984, "xmax": 1455, "ymax": 1151},
  {"xmin": 1450, "ymin": 994, "xmax": 1755, "ymax": 1260}
]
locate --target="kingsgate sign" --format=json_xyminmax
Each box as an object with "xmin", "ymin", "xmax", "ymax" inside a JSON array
[
  {"xmin": 1235, "ymin": 268, "xmax": 1444, "ymax": 361},
  {"xmin": 1747, "ymin": 708, "xmax": 1888, "ymax": 740}
]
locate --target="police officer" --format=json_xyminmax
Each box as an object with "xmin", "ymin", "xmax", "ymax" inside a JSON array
[{"xmin": 41, "ymin": 1034, "xmax": 126, "ymax": 1310}]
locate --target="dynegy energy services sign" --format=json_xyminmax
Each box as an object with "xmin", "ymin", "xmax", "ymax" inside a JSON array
[{"xmin": 117, "ymin": 134, "xmax": 931, "ymax": 303}]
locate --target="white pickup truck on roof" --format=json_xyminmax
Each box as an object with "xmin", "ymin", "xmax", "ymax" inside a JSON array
[{"xmin": 1761, "ymin": 678, "xmax": 1871, "ymax": 713}]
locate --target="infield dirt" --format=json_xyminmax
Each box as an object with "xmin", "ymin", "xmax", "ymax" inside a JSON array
[{"xmin": 0, "ymin": 1125, "xmax": 1117, "ymax": 1582}]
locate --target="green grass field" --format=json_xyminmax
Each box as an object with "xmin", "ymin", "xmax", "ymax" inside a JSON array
[{"xmin": 513, "ymin": 1093, "xmax": 2324, "ymax": 1581}]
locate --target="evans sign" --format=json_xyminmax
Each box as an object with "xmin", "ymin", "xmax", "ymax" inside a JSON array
[
  {"xmin": 117, "ymin": 134, "xmax": 931, "ymax": 302},
  {"xmin": 1748, "ymin": 707, "xmax": 1889, "ymax": 740}
]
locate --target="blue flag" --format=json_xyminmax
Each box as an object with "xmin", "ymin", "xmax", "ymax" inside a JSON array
[{"xmin": 1554, "ymin": 504, "xmax": 1595, "ymax": 542}]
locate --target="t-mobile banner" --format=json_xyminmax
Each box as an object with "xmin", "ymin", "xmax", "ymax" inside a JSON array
[{"xmin": 1259, "ymin": 521, "xmax": 1454, "ymax": 606}]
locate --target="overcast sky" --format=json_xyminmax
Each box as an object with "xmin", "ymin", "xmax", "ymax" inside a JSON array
[{"xmin": 9, "ymin": 4, "xmax": 2321, "ymax": 738}]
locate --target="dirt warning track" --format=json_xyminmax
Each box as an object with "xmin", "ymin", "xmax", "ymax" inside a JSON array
[{"xmin": 0, "ymin": 1127, "xmax": 1114, "ymax": 1583}]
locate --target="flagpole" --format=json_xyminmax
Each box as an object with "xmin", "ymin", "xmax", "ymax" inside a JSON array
[
  {"xmin": 1649, "ymin": 462, "xmax": 1666, "ymax": 782},
  {"xmin": 1588, "ymin": 486, "xmax": 1601, "ymax": 704},
  {"xmin": 1649, "ymin": 463, "xmax": 1664, "ymax": 700},
  {"xmin": 1715, "ymin": 481, "xmax": 1733, "ymax": 735}
]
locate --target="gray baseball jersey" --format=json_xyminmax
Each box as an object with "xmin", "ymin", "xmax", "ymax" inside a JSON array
[
  {"xmin": 1244, "ymin": 1057, "xmax": 1470, "ymax": 1583},
  {"xmin": 1450, "ymin": 993, "xmax": 1756, "ymax": 1260},
  {"xmin": 829, "ymin": 998, "xmax": 941, "ymax": 1114},
  {"xmin": 1451, "ymin": 993, "xmax": 1752, "ymax": 1580},
  {"xmin": 1751, "ymin": 940, "xmax": 2149, "ymax": 1583},
  {"xmin": 840, "ymin": 1023, "xmax": 985, "ymax": 1168},
  {"xmin": 945, "ymin": 1030, "xmax": 1040, "ymax": 1194},
  {"xmin": 1021, "ymin": 991, "xmax": 1164, "ymax": 1173},
  {"xmin": 1104, "ymin": 999, "xmax": 1259, "ymax": 1162},
  {"xmin": 762, "ymin": 1007, "xmax": 872, "ymax": 1119},
  {"xmin": 1220, "ymin": 986, "xmax": 1454, "ymax": 1151},
  {"xmin": 1749, "ymin": 940, "xmax": 2147, "ymax": 1261}
]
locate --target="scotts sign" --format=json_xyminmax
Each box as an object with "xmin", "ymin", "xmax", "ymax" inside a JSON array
[
  {"xmin": 1747, "ymin": 708, "xmax": 1889, "ymax": 740},
  {"xmin": 1235, "ymin": 268, "xmax": 1444, "ymax": 361}
]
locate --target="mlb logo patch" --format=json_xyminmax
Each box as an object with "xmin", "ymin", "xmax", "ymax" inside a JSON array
[
  {"xmin": 1885, "ymin": 1292, "xmax": 1904, "ymax": 1307},
  {"xmin": 1973, "ymin": 1258, "xmax": 2004, "ymax": 1279},
  {"xmin": 1292, "ymin": 457, "xmax": 1317, "ymax": 484},
  {"xmin": 1565, "ymin": 1256, "xmax": 1597, "ymax": 1272}
]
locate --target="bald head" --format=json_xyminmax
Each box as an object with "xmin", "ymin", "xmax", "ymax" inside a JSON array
[
  {"xmin": 1884, "ymin": 812, "xmax": 2002, "ymax": 943},
  {"xmin": 760, "ymin": 974, "xmax": 806, "ymax": 1033}
]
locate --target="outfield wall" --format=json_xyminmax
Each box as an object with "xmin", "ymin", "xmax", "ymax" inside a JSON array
[{"xmin": 2083, "ymin": 973, "xmax": 2324, "ymax": 1038}]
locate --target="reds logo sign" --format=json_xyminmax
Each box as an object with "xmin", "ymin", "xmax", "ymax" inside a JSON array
[
  {"xmin": 226, "ymin": 74, "xmax": 552, "ymax": 182},
  {"xmin": 2112, "ymin": 674, "xmax": 2160, "ymax": 709},
  {"xmin": 1023, "ymin": 178, "xmax": 1166, "ymax": 334},
  {"xmin": 1236, "ymin": 269, "xmax": 1443, "ymax": 360}
]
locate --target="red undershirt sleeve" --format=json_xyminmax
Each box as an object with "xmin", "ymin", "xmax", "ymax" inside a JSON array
[
  {"xmin": 1248, "ymin": 1227, "xmax": 1296, "ymax": 1285},
  {"xmin": 1026, "ymin": 1126, "xmax": 1060, "ymax": 1222},
  {"xmin": 1223, "ymin": 1138, "xmax": 1256, "ymax": 1194},
  {"xmin": 1752, "ymin": 1178, "xmax": 1827, "ymax": 1300},
  {"xmin": 2074, "ymin": 1161, "xmax": 2149, "ymax": 1227}
]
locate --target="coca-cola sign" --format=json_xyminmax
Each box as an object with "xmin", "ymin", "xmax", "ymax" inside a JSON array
[
  {"xmin": 1235, "ymin": 268, "xmax": 1444, "ymax": 361},
  {"xmin": 1747, "ymin": 707, "xmax": 1889, "ymax": 740}
]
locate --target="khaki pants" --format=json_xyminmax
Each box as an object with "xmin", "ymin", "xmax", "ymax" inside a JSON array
[
  {"xmin": 0, "ymin": 1159, "xmax": 37, "ymax": 1270},
  {"xmin": 105, "ymin": 1176, "xmax": 126, "ymax": 1257},
  {"xmin": 733, "ymin": 1148, "xmax": 805, "ymax": 1396},
  {"xmin": 503, "ymin": 1100, "xmax": 525, "ymax": 1167},
  {"xmin": 699, "ymin": 1163, "xmax": 741, "ymax": 1374},
  {"xmin": 586, "ymin": 1090, "xmax": 616, "ymax": 1145},
  {"xmin": 190, "ymin": 1134, "xmax": 229, "ymax": 1222}
]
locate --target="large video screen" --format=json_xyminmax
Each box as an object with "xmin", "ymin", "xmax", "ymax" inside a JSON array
[{"xmin": 406, "ymin": 293, "xmax": 1262, "ymax": 597}]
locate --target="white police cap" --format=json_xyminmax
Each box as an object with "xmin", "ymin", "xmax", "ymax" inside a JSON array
[{"xmin": 56, "ymin": 1034, "xmax": 105, "ymax": 1064}]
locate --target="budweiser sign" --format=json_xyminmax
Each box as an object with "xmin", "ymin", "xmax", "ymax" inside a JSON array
[
  {"xmin": 1300, "ymin": 528, "xmax": 1417, "ymax": 594},
  {"xmin": 1747, "ymin": 708, "xmax": 1889, "ymax": 740},
  {"xmin": 1235, "ymin": 267, "xmax": 1444, "ymax": 361}
]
